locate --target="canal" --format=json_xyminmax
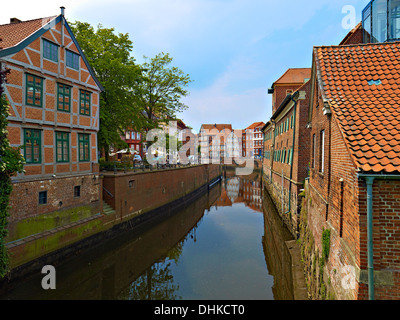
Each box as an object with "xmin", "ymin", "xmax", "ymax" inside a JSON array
[{"xmin": 1, "ymin": 170, "xmax": 296, "ymax": 300}]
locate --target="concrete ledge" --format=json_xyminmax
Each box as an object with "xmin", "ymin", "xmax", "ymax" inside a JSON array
[{"xmin": 286, "ymin": 240, "xmax": 309, "ymax": 300}]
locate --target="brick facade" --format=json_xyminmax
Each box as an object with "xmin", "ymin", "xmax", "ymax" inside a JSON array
[{"xmin": 263, "ymin": 71, "xmax": 311, "ymax": 237}]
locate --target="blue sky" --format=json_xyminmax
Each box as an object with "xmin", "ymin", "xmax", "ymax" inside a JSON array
[{"xmin": 2, "ymin": 0, "xmax": 369, "ymax": 132}]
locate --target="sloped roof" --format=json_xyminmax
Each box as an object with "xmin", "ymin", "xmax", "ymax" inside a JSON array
[
  {"xmin": 314, "ymin": 41, "xmax": 400, "ymax": 174},
  {"xmin": 274, "ymin": 68, "xmax": 311, "ymax": 86},
  {"xmin": 0, "ymin": 14, "xmax": 103, "ymax": 91},
  {"xmin": 339, "ymin": 22, "xmax": 362, "ymax": 46},
  {"xmin": 246, "ymin": 122, "xmax": 265, "ymax": 129},
  {"xmin": 0, "ymin": 16, "xmax": 57, "ymax": 49},
  {"xmin": 200, "ymin": 124, "xmax": 232, "ymax": 132}
]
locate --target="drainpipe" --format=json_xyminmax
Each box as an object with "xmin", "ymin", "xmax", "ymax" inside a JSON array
[
  {"xmin": 357, "ymin": 173, "xmax": 400, "ymax": 300},
  {"xmin": 285, "ymin": 92, "xmax": 299, "ymax": 215}
]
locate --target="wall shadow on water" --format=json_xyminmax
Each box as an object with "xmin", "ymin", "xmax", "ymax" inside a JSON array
[
  {"xmin": 0, "ymin": 184, "xmax": 222, "ymax": 300},
  {"xmin": 262, "ymin": 188, "xmax": 296, "ymax": 300}
]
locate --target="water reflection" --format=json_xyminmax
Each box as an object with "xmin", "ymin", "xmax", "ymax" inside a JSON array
[{"xmin": 1, "ymin": 172, "xmax": 296, "ymax": 300}]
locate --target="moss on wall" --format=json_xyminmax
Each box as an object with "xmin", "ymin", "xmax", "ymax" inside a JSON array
[
  {"xmin": 7, "ymin": 206, "xmax": 94, "ymax": 242},
  {"xmin": 9, "ymin": 217, "xmax": 103, "ymax": 268}
]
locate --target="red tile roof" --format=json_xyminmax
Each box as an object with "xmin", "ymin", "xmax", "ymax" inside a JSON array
[
  {"xmin": 200, "ymin": 124, "xmax": 232, "ymax": 132},
  {"xmin": 246, "ymin": 122, "xmax": 265, "ymax": 130},
  {"xmin": 274, "ymin": 68, "xmax": 311, "ymax": 85},
  {"xmin": 314, "ymin": 41, "xmax": 400, "ymax": 174},
  {"xmin": 0, "ymin": 16, "xmax": 57, "ymax": 50}
]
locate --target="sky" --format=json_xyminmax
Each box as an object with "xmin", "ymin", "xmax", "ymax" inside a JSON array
[{"xmin": 2, "ymin": 0, "xmax": 369, "ymax": 133}]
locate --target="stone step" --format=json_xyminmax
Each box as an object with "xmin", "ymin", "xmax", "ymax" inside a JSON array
[{"xmin": 102, "ymin": 201, "xmax": 116, "ymax": 216}]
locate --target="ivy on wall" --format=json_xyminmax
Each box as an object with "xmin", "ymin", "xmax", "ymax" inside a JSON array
[{"xmin": 0, "ymin": 67, "xmax": 25, "ymax": 278}]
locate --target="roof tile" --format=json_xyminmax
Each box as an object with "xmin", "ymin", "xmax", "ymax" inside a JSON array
[{"xmin": 315, "ymin": 41, "xmax": 400, "ymax": 174}]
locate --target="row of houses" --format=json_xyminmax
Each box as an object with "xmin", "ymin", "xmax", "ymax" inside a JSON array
[
  {"xmin": 262, "ymin": 0, "xmax": 400, "ymax": 300},
  {"xmin": 198, "ymin": 122, "xmax": 265, "ymax": 162}
]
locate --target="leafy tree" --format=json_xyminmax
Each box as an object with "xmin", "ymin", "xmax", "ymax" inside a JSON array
[
  {"xmin": 0, "ymin": 68, "xmax": 25, "ymax": 278},
  {"xmin": 137, "ymin": 52, "xmax": 192, "ymax": 131},
  {"xmin": 69, "ymin": 21, "xmax": 144, "ymax": 159}
]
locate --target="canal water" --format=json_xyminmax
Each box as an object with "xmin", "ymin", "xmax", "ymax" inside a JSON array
[{"xmin": 1, "ymin": 170, "xmax": 295, "ymax": 300}]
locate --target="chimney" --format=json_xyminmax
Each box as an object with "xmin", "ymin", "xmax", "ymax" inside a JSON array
[
  {"xmin": 10, "ymin": 18, "xmax": 22, "ymax": 24},
  {"xmin": 60, "ymin": 6, "xmax": 65, "ymax": 17}
]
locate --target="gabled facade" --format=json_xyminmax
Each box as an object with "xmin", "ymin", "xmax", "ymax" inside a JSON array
[{"xmin": 0, "ymin": 10, "xmax": 103, "ymax": 227}]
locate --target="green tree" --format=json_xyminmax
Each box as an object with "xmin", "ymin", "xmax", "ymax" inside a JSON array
[
  {"xmin": 137, "ymin": 52, "xmax": 192, "ymax": 131},
  {"xmin": 69, "ymin": 21, "xmax": 144, "ymax": 159},
  {"xmin": 0, "ymin": 68, "xmax": 25, "ymax": 278}
]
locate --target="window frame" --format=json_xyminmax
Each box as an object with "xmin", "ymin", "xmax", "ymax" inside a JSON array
[
  {"xmin": 43, "ymin": 39, "xmax": 59, "ymax": 63},
  {"xmin": 319, "ymin": 130, "xmax": 325, "ymax": 173},
  {"xmin": 24, "ymin": 128, "xmax": 42, "ymax": 164},
  {"xmin": 66, "ymin": 49, "xmax": 80, "ymax": 70},
  {"xmin": 57, "ymin": 83, "xmax": 72, "ymax": 112},
  {"xmin": 55, "ymin": 131, "xmax": 70, "ymax": 163},
  {"xmin": 25, "ymin": 73, "xmax": 43, "ymax": 107},
  {"xmin": 78, "ymin": 133, "xmax": 90, "ymax": 162},
  {"xmin": 38, "ymin": 191, "xmax": 48, "ymax": 205},
  {"xmin": 79, "ymin": 90, "xmax": 91, "ymax": 116}
]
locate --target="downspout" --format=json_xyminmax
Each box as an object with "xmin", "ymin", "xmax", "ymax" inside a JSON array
[
  {"xmin": 365, "ymin": 176, "xmax": 375, "ymax": 301},
  {"xmin": 357, "ymin": 173, "xmax": 400, "ymax": 300},
  {"xmin": 285, "ymin": 92, "xmax": 299, "ymax": 215},
  {"xmin": 270, "ymin": 120, "xmax": 276, "ymax": 182}
]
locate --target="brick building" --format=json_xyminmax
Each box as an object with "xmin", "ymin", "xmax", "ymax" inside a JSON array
[
  {"xmin": 199, "ymin": 124, "xmax": 233, "ymax": 163},
  {"xmin": 0, "ymin": 9, "xmax": 103, "ymax": 225},
  {"xmin": 122, "ymin": 130, "xmax": 143, "ymax": 158},
  {"xmin": 304, "ymin": 0, "xmax": 400, "ymax": 299},
  {"xmin": 262, "ymin": 68, "xmax": 311, "ymax": 236}
]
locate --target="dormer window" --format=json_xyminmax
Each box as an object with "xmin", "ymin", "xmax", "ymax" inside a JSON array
[{"xmin": 363, "ymin": 0, "xmax": 400, "ymax": 43}]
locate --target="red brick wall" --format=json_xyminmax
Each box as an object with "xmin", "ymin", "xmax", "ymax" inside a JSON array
[
  {"xmin": 273, "ymin": 84, "xmax": 304, "ymax": 114},
  {"xmin": 358, "ymin": 179, "xmax": 400, "ymax": 300},
  {"xmin": 8, "ymin": 173, "xmax": 102, "ymax": 223},
  {"xmin": 102, "ymin": 165, "xmax": 221, "ymax": 219}
]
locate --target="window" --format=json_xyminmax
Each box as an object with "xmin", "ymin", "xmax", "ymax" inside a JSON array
[
  {"xmin": 74, "ymin": 186, "xmax": 81, "ymax": 198},
  {"xmin": 26, "ymin": 74, "xmax": 43, "ymax": 107},
  {"xmin": 372, "ymin": 0, "xmax": 388, "ymax": 42},
  {"xmin": 56, "ymin": 131, "xmax": 69, "ymax": 163},
  {"xmin": 78, "ymin": 133, "xmax": 90, "ymax": 162},
  {"xmin": 389, "ymin": 0, "xmax": 400, "ymax": 39},
  {"xmin": 66, "ymin": 50, "xmax": 80, "ymax": 70},
  {"xmin": 79, "ymin": 90, "xmax": 91, "ymax": 116},
  {"xmin": 363, "ymin": 3, "xmax": 372, "ymax": 43},
  {"xmin": 24, "ymin": 129, "xmax": 41, "ymax": 163},
  {"xmin": 39, "ymin": 191, "xmax": 47, "ymax": 205},
  {"xmin": 57, "ymin": 83, "xmax": 71, "ymax": 112},
  {"xmin": 312, "ymin": 134, "xmax": 316, "ymax": 168},
  {"xmin": 43, "ymin": 39, "xmax": 58, "ymax": 62},
  {"xmin": 319, "ymin": 130, "xmax": 325, "ymax": 173}
]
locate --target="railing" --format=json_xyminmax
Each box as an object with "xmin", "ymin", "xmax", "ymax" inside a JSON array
[
  {"xmin": 99, "ymin": 160, "xmax": 201, "ymax": 174},
  {"xmin": 102, "ymin": 186, "xmax": 114, "ymax": 198}
]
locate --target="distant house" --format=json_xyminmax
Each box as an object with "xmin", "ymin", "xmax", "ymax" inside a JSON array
[
  {"xmin": 245, "ymin": 122, "xmax": 265, "ymax": 158},
  {"xmin": 0, "ymin": 9, "xmax": 103, "ymax": 225},
  {"xmin": 199, "ymin": 124, "xmax": 233, "ymax": 162}
]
